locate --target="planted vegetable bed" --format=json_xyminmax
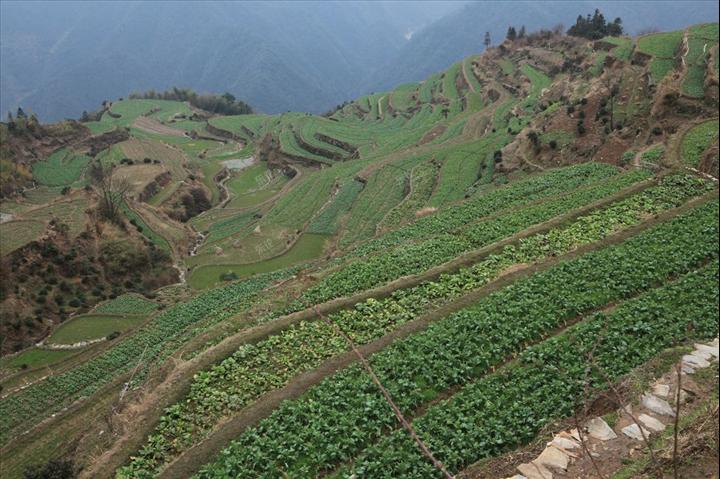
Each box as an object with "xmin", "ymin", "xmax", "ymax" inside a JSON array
[
  {"xmin": 297, "ymin": 169, "xmax": 650, "ymax": 307},
  {"xmin": 339, "ymin": 261, "xmax": 719, "ymax": 478},
  {"xmin": 0, "ymin": 269, "xmax": 292, "ymax": 444},
  {"xmin": 119, "ymin": 179, "xmax": 714, "ymax": 478},
  {"xmin": 193, "ymin": 199, "xmax": 718, "ymax": 479}
]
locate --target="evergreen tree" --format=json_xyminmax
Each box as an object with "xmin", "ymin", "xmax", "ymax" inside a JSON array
[
  {"xmin": 484, "ymin": 31, "xmax": 491, "ymax": 50},
  {"xmin": 506, "ymin": 26, "xmax": 517, "ymax": 41},
  {"xmin": 518, "ymin": 25, "xmax": 526, "ymax": 38}
]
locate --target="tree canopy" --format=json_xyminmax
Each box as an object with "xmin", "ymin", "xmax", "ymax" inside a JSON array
[
  {"xmin": 128, "ymin": 87, "xmax": 253, "ymax": 115},
  {"xmin": 567, "ymin": 9, "xmax": 623, "ymax": 40}
]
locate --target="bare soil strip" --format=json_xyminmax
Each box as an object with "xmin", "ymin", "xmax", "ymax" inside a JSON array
[{"xmin": 131, "ymin": 117, "xmax": 189, "ymax": 137}]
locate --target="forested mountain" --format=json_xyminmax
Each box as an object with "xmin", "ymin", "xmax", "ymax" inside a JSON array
[
  {"xmin": 2, "ymin": 1, "xmax": 717, "ymax": 121},
  {"xmin": 0, "ymin": 1, "xmax": 461, "ymax": 121}
]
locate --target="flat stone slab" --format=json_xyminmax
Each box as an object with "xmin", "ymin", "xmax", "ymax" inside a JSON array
[
  {"xmin": 690, "ymin": 349, "xmax": 713, "ymax": 361},
  {"xmin": 536, "ymin": 445, "xmax": 570, "ymax": 470},
  {"xmin": 622, "ymin": 423, "xmax": 652, "ymax": 441},
  {"xmin": 517, "ymin": 462, "xmax": 553, "ymax": 479},
  {"xmin": 639, "ymin": 413, "xmax": 666, "ymax": 432},
  {"xmin": 550, "ymin": 436, "xmax": 580, "ymax": 450},
  {"xmin": 694, "ymin": 343, "xmax": 719, "ymax": 358},
  {"xmin": 682, "ymin": 364, "xmax": 696, "ymax": 374},
  {"xmin": 683, "ymin": 353, "xmax": 711, "ymax": 368},
  {"xmin": 652, "ymin": 384, "xmax": 670, "ymax": 397},
  {"xmin": 506, "ymin": 475, "xmax": 528, "ymax": 479},
  {"xmin": 587, "ymin": 417, "xmax": 617, "ymax": 440},
  {"xmin": 642, "ymin": 393, "xmax": 675, "ymax": 417}
]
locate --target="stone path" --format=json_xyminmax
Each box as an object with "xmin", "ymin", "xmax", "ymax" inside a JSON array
[{"xmin": 505, "ymin": 338, "xmax": 719, "ymax": 479}]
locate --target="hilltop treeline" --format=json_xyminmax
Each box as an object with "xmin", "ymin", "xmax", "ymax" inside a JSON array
[
  {"xmin": 128, "ymin": 88, "xmax": 254, "ymax": 115},
  {"xmin": 567, "ymin": 9, "xmax": 623, "ymax": 39}
]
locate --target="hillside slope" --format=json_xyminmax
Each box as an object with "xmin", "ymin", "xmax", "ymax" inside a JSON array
[{"xmin": 0, "ymin": 23, "xmax": 718, "ymax": 479}]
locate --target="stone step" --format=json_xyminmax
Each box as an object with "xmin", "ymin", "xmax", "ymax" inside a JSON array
[
  {"xmin": 642, "ymin": 393, "xmax": 676, "ymax": 417},
  {"xmin": 586, "ymin": 417, "xmax": 617, "ymax": 440},
  {"xmin": 621, "ymin": 423, "xmax": 652, "ymax": 441},
  {"xmin": 638, "ymin": 413, "xmax": 666, "ymax": 432}
]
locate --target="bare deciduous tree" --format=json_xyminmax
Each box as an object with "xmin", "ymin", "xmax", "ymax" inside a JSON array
[{"xmin": 89, "ymin": 161, "xmax": 131, "ymax": 222}]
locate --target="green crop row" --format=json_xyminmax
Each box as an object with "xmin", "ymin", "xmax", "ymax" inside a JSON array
[
  {"xmin": 348, "ymin": 162, "xmax": 620, "ymax": 259},
  {"xmin": 379, "ymin": 161, "xmax": 438, "ymax": 231},
  {"xmin": 307, "ymin": 179, "xmax": 364, "ymax": 235},
  {"xmin": 641, "ymin": 144, "xmax": 665, "ymax": 163},
  {"xmin": 120, "ymin": 202, "xmax": 171, "ymax": 252},
  {"xmin": 205, "ymin": 210, "xmax": 258, "ymax": 244},
  {"xmin": 339, "ymin": 160, "xmax": 419, "ymax": 247},
  {"xmin": 430, "ymin": 135, "xmax": 509, "ymax": 206},
  {"xmin": 194, "ymin": 198, "xmax": 719, "ymax": 479},
  {"xmin": 603, "ymin": 36, "xmax": 634, "ymax": 61},
  {"xmin": 0, "ymin": 269, "xmax": 293, "ymax": 445},
  {"xmin": 94, "ymin": 293, "xmax": 159, "ymax": 315},
  {"xmin": 339, "ymin": 261, "xmax": 719, "ymax": 478},
  {"xmin": 682, "ymin": 120, "xmax": 719, "ymax": 167},
  {"xmin": 299, "ymin": 169, "xmax": 651, "ymax": 308},
  {"xmin": 32, "ymin": 148, "xmax": 91, "ymax": 187},
  {"xmin": 118, "ymin": 175, "xmax": 712, "ymax": 478}
]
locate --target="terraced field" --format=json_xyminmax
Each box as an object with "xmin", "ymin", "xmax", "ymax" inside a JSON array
[
  {"xmin": 682, "ymin": 23, "xmax": 719, "ymax": 97},
  {"xmin": 3, "ymin": 24, "xmax": 719, "ymax": 479},
  {"xmin": 46, "ymin": 314, "xmax": 147, "ymax": 345},
  {"xmin": 637, "ymin": 30, "xmax": 684, "ymax": 82},
  {"xmin": 116, "ymin": 173, "xmax": 716, "ymax": 479},
  {"xmin": 681, "ymin": 120, "xmax": 719, "ymax": 168},
  {"xmin": 31, "ymin": 148, "xmax": 91, "ymax": 187}
]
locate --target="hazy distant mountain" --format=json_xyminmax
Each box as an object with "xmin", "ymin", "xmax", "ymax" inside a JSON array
[
  {"xmin": 365, "ymin": 1, "xmax": 720, "ymax": 93},
  {"xmin": 2, "ymin": 1, "xmax": 717, "ymax": 122},
  {"xmin": 0, "ymin": 0, "xmax": 464, "ymax": 121}
]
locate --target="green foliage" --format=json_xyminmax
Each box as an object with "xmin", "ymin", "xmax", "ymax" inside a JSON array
[
  {"xmin": 120, "ymin": 202, "xmax": 171, "ymax": 252},
  {"xmin": 205, "ymin": 210, "xmax": 258, "ymax": 244},
  {"xmin": 32, "ymin": 149, "xmax": 90, "ymax": 187},
  {"xmin": 195, "ymin": 199, "xmax": 718, "ymax": 479},
  {"xmin": 590, "ymin": 51, "xmax": 609, "ymax": 76},
  {"xmin": 0, "ymin": 269, "xmax": 293, "ymax": 444},
  {"xmin": 682, "ymin": 120, "xmax": 719, "ymax": 167},
  {"xmin": 129, "ymin": 87, "xmax": 253, "ymax": 115},
  {"xmin": 94, "ymin": 294, "xmax": 159, "ymax": 315},
  {"xmin": 379, "ymin": 162, "xmax": 438, "ymax": 230},
  {"xmin": 682, "ymin": 25, "xmax": 719, "ymax": 97},
  {"xmin": 567, "ymin": 9, "xmax": 623, "ymax": 39},
  {"xmin": 519, "ymin": 64, "xmax": 551, "ymax": 111},
  {"xmin": 638, "ymin": 30, "xmax": 683, "ymax": 58},
  {"xmin": 638, "ymin": 30, "xmax": 683, "ymax": 82},
  {"xmin": 641, "ymin": 144, "xmax": 665, "ymax": 163},
  {"xmin": 307, "ymin": 179, "xmax": 364, "ymax": 235},
  {"xmin": 602, "ymin": 36, "xmax": 633, "ymax": 61},
  {"xmin": 341, "ymin": 261, "xmax": 718, "ymax": 478},
  {"xmin": 120, "ymin": 175, "xmax": 713, "ymax": 478},
  {"xmin": 47, "ymin": 314, "xmax": 146, "ymax": 344},
  {"xmin": 301, "ymin": 168, "xmax": 649, "ymax": 307},
  {"xmin": 540, "ymin": 130, "xmax": 575, "ymax": 148}
]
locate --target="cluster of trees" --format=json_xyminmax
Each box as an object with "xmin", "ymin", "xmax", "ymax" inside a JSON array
[
  {"xmin": 567, "ymin": 9, "xmax": 623, "ymax": 39},
  {"xmin": 505, "ymin": 25, "xmax": 527, "ymax": 41},
  {"xmin": 128, "ymin": 87, "xmax": 253, "ymax": 115},
  {"xmin": 5, "ymin": 108, "xmax": 40, "ymax": 133}
]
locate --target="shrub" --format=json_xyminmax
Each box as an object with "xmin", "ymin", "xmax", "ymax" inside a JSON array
[{"xmin": 220, "ymin": 272, "xmax": 239, "ymax": 282}]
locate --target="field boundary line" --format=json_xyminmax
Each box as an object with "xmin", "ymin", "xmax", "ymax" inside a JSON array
[{"xmin": 152, "ymin": 189, "xmax": 718, "ymax": 479}]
